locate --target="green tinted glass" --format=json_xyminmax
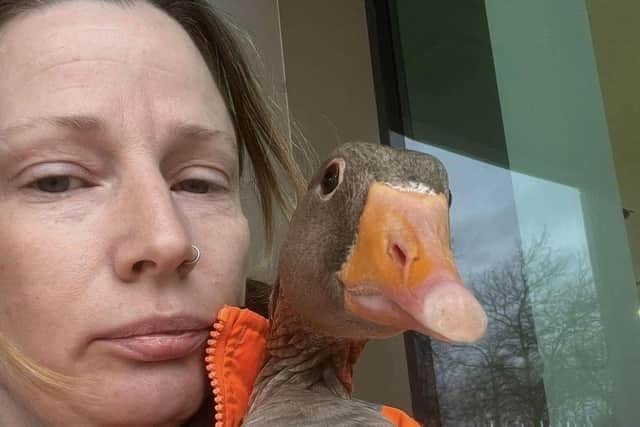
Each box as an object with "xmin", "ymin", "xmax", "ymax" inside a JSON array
[{"xmin": 379, "ymin": 0, "xmax": 640, "ymax": 425}]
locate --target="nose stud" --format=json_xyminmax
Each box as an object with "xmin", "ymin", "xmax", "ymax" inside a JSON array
[{"xmin": 184, "ymin": 244, "xmax": 201, "ymax": 266}]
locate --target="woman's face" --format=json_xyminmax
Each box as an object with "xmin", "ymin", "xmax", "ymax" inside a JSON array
[{"xmin": 0, "ymin": 1, "xmax": 249, "ymax": 424}]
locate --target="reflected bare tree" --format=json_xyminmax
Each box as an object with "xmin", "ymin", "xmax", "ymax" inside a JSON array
[{"xmin": 410, "ymin": 233, "xmax": 612, "ymax": 426}]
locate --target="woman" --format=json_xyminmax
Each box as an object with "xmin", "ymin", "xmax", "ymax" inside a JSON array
[{"xmin": 0, "ymin": 0, "xmax": 303, "ymax": 424}]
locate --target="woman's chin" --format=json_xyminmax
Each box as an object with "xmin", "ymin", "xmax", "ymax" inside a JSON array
[{"xmin": 78, "ymin": 356, "xmax": 207, "ymax": 426}]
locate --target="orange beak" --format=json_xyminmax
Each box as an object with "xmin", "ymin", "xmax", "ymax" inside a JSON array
[{"xmin": 338, "ymin": 182, "xmax": 487, "ymax": 343}]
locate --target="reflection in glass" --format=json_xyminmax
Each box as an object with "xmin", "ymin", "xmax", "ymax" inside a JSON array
[
  {"xmin": 406, "ymin": 138, "xmax": 611, "ymax": 426},
  {"xmin": 365, "ymin": 0, "xmax": 640, "ymax": 423}
]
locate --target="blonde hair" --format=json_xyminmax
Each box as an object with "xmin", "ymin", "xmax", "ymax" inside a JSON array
[
  {"xmin": 0, "ymin": 0, "xmax": 306, "ymax": 398},
  {"xmin": 0, "ymin": 337, "xmax": 83, "ymax": 397}
]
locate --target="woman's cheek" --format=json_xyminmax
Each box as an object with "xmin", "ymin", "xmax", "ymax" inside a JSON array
[
  {"xmin": 0, "ymin": 215, "xmax": 89, "ymax": 372},
  {"xmin": 195, "ymin": 207, "xmax": 250, "ymax": 305}
]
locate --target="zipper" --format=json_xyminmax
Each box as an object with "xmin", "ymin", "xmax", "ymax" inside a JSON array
[{"xmin": 205, "ymin": 319, "xmax": 226, "ymax": 427}]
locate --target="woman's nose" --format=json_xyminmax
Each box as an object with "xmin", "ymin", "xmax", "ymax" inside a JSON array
[{"xmin": 112, "ymin": 170, "xmax": 194, "ymax": 283}]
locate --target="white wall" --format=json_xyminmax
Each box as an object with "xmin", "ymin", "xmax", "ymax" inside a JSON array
[{"xmin": 587, "ymin": 1, "xmax": 640, "ymax": 285}]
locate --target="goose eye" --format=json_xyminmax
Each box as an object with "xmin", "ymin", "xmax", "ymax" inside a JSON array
[{"xmin": 321, "ymin": 162, "xmax": 341, "ymax": 195}]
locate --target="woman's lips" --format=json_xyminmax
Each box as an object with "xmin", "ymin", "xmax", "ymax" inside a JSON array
[
  {"xmin": 94, "ymin": 315, "xmax": 212, "ymax": 362},
  {"xmin": 101, "ymin": 330, "xmax": 210, "ymax": 362}
]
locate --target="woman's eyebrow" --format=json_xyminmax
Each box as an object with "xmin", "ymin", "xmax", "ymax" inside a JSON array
[
  {"xmin": 0, "ymin": 115, "xmax": 105, "ymax": 141},
  {"xmin": 170, "ymin": 122, "xmax": 232, "ymax": 143},
  {"xmin": 0, "ymin": 115, "xmax": 234, "ymax": 146}
]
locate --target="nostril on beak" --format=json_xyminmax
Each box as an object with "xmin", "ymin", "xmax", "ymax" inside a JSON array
[{"xmin": 388, "ymin": 242, "xmax": 409, "ymax": 269}]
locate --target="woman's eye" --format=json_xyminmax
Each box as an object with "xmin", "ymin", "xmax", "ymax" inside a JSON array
[
  {"xmin": 31, "ymin": 176, "xmax": 85, "ymax": 193},
  {"xmin": 173, "ymin": 179, "xmax": 219, "ymax": 194}
]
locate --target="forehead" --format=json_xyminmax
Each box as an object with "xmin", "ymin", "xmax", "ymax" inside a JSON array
[
  {"xmin": 0, "ymin": 1, "xmax": 228, "ymax": 132},
  {"xmin": 0, "ymin": 0, "xmax": 207, "ymax": 69}
]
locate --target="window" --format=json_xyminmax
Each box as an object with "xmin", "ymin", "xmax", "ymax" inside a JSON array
[{"xmin": 367, "ymin": 1, "xmax": 640, "ymax": 425}]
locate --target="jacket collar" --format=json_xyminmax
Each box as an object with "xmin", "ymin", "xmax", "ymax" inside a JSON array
[{"xmin": 205, "ymin": 305, "xmax": 269, "ymax": 427}]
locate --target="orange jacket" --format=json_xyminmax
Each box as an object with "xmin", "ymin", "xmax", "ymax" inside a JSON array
[{"xmin": 205, "ymin": 306, "xmax": 422, "ymax": 427}]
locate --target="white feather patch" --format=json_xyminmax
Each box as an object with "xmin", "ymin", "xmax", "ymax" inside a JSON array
[{"xmin": 383, "ymin": 181, "xmax": 437, "ymax": 195}]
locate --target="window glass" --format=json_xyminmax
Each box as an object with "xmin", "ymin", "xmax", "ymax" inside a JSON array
[{"xmin": 368, "ymin": 1, "xmax": 640, "ymax": 425}]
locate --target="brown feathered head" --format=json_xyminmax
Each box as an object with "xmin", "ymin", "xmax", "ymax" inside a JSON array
[{"xmin": 275, "ymin": 142, "xmax": 487, "ymax": 343}]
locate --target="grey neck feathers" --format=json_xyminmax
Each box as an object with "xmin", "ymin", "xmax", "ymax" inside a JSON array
[{"xmin": 247, "ymin": 286, "xmax": 366, "ymax": 410}]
